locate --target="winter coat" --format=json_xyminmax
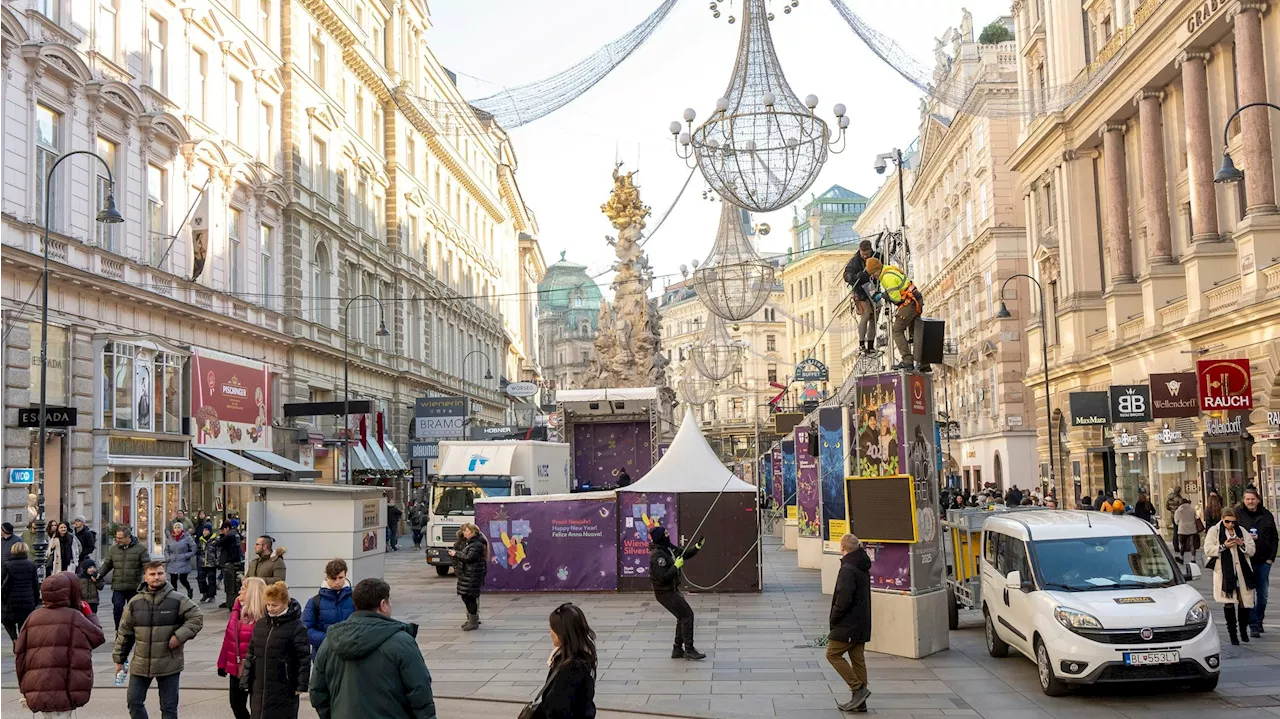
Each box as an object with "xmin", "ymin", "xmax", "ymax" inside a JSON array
[
  {"xmin": 48, "ymin": 532, "xmax": 73, "ymax": 574},
  {"xmin": 99, "ymin": 537, "xmax": 151, "ymax": 592},
  {"xmin": 454, "ymin": 534, "xmax": 488, "ymax": 598},
  {"xmin": 2, "ymin": 556, "xmax": 41, "ymax": 623},
  {"xmin": 197, "ymin": 533, "xmax": 219, "ymax": 569},
  {"xmin": 841, "ymin": 250, "xmax": 883, "ymax": 299},
  {"xmin": 302, "ymin": 584, "xmax": 355, "ymax": 656},
  {"xmin": 1205, "ymin": 520, "xmax": 1257, "ymax": 608},
  {"xmin": 111, "ymin": 582, "xmax": 205, "ymax": 677},
  {"xmin": 1174, "ymin": 503, "xmax": 1199, "ymax": 535},
  {"xmin": 1, "ymin": 532, "xmax": 19, "ymax": 560},
  {"xmin": 829, "ymin": 548, "xmax": 873, "ymax": 644},
  {"xmin": 649, "ymin": 541, "xmax": 701, "ymax": 593},
  {"xmin": 387, "ymin": 505, "xmax": 404, "ymax": 531},
  {"xmin": 72, "ymin": 526, "xmax": 96, "ymax": 568},
  {"xmin": 242, "ymin": 598, "xmax": 311, "ymax": 719},
  {"xmin": 1133, "ymin": 501, "xmax": 1156, "ymax": 523},
  {"xmin": 164, "ymin": 531, "xmax": 198, "ymax": 575},
  {"xmin": 14, "ymin": 572, "xmax": 105, "ymax": 712},
  {"xmin": 246, "ymin": 549, "xmax": 287, "ymax": 585},
  {"xmin": 1237, "ymin": 503, "xmax": 1279, "ymax": 565},
  {"xmin": 214, "ymin": 531, "xmax": 245, "ymax": 567},
  {"xmin": 217, "ymin": 599, "xmax": 257, "ymax": 678},
  {"xmin": 78, "ymin": 560, "xmax": 101, "ymax": 606},
  {"xmin": 408, "ymin": 506, "xmax": 427, "ymax": 530},
  {"xmin": 309, "ymin": 611, "xmax": 436, "ymax": 719},
  {"xmin": 532, "ymin": 657, "xmax": 597, "ymax": 719}
]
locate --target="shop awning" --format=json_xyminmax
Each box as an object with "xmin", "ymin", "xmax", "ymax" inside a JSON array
[
  {"xmin": 350, "ymin": 444, "xmax": 373, "ymax": 472},
  {"xmin": 366, "ymin": 440, "xmax": 393, "ymax": 471},
  {"xmin": 244, "ymin": 450, "xmax": 321, "ymax": 480},
  {"xmin": 194, "ymin": 448, "xmax": 280, "ymax": 479},
  {"xmin": 382, "ymin": 440, "xmax": 408, "ymax": 472}
]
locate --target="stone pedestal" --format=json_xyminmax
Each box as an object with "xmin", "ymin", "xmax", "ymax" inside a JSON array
[
  {"xmin": 1184, "ymin": 240, "xmax": 1239, "ymax": 323},
  {"xmin": 783, "ymin": 519, "xmax": 798, "ymax": 550},
  {"xmin": 798, "ymin": 536, "xmax": 822, "ymax": 569},
  {"xmin": 1140, "ymin": 263, "xmax": 1187, "ymax": 334},
  {"xmin": 866, "ymin": 589, "xmax": 951, "ymax": 659},
  {"xmin": 772, "ymin": 518, "xmax": 785, "ymax": 538},
  {"xmin": 820, "ymin": 552, "xmax": 841, "ymax": 594},
  {"xmin": 1104, "ymin": 281, "xmax": 1143, "ymax": 345},
  {"xmin": 1236, "ymin": 211, "xmax": 1280, "ymax": 303}
]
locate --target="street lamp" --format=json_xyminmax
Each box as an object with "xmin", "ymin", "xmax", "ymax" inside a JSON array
[
  {"xmin": 343, "ymin": 295, "xmax": 389, "ymax": 483},
  {"xmin": 993, "ymin": 273, "xmax": 1057, "ymax": 502},
  {"xmin": 1215, "ymin": 102, "xmax": 1280, "ymax": 185},
  {"xmin": 34, "ymin": 150, "xmax": 122, "ymax": 577},
  {"xmin": 463, "ymin": 350, "xmax": 494, "ymax": 384}
]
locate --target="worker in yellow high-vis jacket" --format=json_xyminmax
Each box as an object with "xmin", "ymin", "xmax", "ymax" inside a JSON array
[{"xmin": 865, "ymin": 258, "xmax": 930, "ymax": 373}]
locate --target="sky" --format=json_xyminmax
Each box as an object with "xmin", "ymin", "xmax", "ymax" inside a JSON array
[{"xmin": 428, "ymin": 0, "xmax": 1012, "ymax": 290}]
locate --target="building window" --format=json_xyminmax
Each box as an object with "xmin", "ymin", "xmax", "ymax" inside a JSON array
[
  {"xmin": 95, "ymin": 137, "xmax": 118, "ymax": 251},
  {"xmin": 310, "ymin": 38, "xmax": 325, "ymax": 88},
  {"xmin": 102, "ymin": 342, "xmax": 135, "ymax": 429},
  {"xmin": 35, "ymin": 105, "xmax": 60, "ymax": 227},
  {"xmin": 228, "ymin": 78, "xmax": 243, "ymax": 144},
  {"xmin": 313, "ymin": 137, "xmax": 328, "ymax": 197},
  {"xmin": 312, "ymin": 242, "xmax": 330, "ymax": 325},
  {"xmin": 766, "ymin": 334, "xmax": 777, "ymax": 352},
  {"xmin": 767, "ymin": 365, "xmax": 778, "ymax": 383},
  {"xmin": 259, "ymin": 0, "xmax": 271, "ymax": 38},
  {"xmin": 147, "ymin": 14, "xmax": 166, "ymax": 91},
  {"xmin": 259, "ymin": 102, "xmax": 274, "ymax": 162},
  {"xmin": 147, "ymin": 164, "xmax": 166, "ymax": 268},
  {"xmin": 97, "ymin": 0, "xmax": 117, "ymax": 61},
  {"xmin": 229, "ymin": 207, "xmax": 243, "ymax": 293},
  {"xmin": 192, "ymin": 49, "xmax": 207, "ymax": 118},
  {"xmin": 37, "ymin": 0, "xmax": 59, "ymax": 22},
  {"xmin": 260, "ymin": 225, "xmax": 274, "ymax": 306},
  {"xmin": 405, "ymin": 134, "xmax": 416, "ymax": 174}
]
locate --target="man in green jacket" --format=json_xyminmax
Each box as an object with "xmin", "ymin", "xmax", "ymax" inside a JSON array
[
  {"xmin": 113, "ymin": 561, "xmax": 204, "ymax": 719},
  {"xmin": 99, "ymin": 527, "xmax": 152, "ymax": 630},
  {"xmin": 310, "ymin": 578, "xmax": 436, "ymax": 719}
]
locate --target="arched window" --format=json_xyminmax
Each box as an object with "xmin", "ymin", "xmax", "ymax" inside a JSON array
[
  {"xmin": 994, "ymin": 451, "xmax": 1004, "ymax": 490},
  {"xmin": 312, "ymin": 242, "xmax": 330, "ymax": 326},
  {"xmin": 407, "ymin": 296, "xmax": 422, "ymax": 360}
]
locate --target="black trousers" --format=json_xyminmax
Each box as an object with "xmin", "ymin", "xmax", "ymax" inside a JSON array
[
  {"xmin": 3, "ymin": 607, "xmax": 33, "ymax": 642},
  {"xmin": 228, "ymin": 673, "xmax": 250, "ymax": 719},
  {"xmin": 655, "ymin": 590, "xmax": 695, "ymax": 647},
  {"xmin": 112, "ymin": 589, "xmax": 138, "ymax": 630},
  {"xmin": 170, "ymin": 572, "xmax": 192, "ymax": 597},
  {"xmin": 222, "ymin": 563, "xmax": 242, "ymax": 605},
  {"xmin": 462, "ymin": 595, "xmax": 479, "ymax": 615},
  {"xmin": 197, "ymin": 567, "xmax": 218, "ymax": 598}
]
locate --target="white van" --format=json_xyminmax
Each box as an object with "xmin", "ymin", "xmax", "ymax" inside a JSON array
[{"xmin": 980, "ymin": 511, "xmax": 1220, "ymax": 696}]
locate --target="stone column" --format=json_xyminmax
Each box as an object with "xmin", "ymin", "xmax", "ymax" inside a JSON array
[
  {"xmin": 1178, "ymin": 50, "xmax": 1220, "ymax": 241},
  {"xmin": 1101, "ymin": 123, "xmax": 1134, "ymax": 281},
  {"xmin": 1230, "ymin": 1, "xmax": 1276, "ymax": 213},
  {"xmin": 1136, "ymin": 90, "xmax": 1173, "ymax": 263}
]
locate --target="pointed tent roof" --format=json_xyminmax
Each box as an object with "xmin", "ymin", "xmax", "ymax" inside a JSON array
[{"xmin": 618, "ymin": 408, "xmax": 757, "ymax": 493}]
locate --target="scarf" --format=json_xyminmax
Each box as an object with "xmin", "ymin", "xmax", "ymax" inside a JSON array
[
  {"xmin": 172, "ymin": 529, "xmax": 185, "ymax": 540},
  {"xmin": 1218, "ymin": 521, "xmax": 1257, "ymax": 598}
]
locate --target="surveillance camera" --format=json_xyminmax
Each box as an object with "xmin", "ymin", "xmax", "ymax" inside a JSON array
[{"xmin": 874, "ymin": 161, "xmax": 887, "ymax": 174}]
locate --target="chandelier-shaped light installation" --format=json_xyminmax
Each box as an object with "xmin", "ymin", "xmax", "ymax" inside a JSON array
[
  {"xmin": 678, "ymin": 361, "xmax": 717, "ymax": 406},
  {"xmin": 692, "ymin": 198, "xmax": 777, "ymax": 321},
  {"xmin": 670, "ymin": 0, "xmax": 848, "ymax": 213},
  {"xmin": 691, "ymin": 313, "xmax": 743, "ymax": 381}
]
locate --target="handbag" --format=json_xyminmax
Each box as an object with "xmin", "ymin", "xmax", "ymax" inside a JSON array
[
  {"xmin": 517, "ymin": 664, "xmax": 563, "ymax": 719},
  {"xmin": 1195, "ymin": 518, "xmax": 1205, "ymax": 533}
]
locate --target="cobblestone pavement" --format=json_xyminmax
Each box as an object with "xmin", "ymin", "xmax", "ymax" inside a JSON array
[{"xmin": 5, "ymin": 535, "xmax": 1280, "ymax": 718}]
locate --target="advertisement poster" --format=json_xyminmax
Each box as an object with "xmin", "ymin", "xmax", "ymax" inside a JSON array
[
  {"xmin": 866, "ymin": 541, "xmax": 911, "ymax": 591},
  {"xmin": 134, "ymin": 355, "xmax": 153, "ymax": 431},
  {"xmin": 795, "ymin": 426, "xmax": 820, "ymax": 537},
  {"xmin": 819, "ymin": 406, "xmax": 848, "ymax": 553},
  {"xmin": 852, "ymin": 374, "xmax": 905, "ymax": 477},
  {"xmin": 617, "ymin": 492, "xmax": 677, "ymax": 578},
  {"xmin": 191, "ymin": 348, "xmax": 270, "ymax": 449},
  {"xmin": 477, "ymin": 498, "xmax": 618, "ymax": 592},
  {"xmin": 760, "ymin": 455, "xmax": 772, "ymax": 501},
  {"xmin": 771, "ymin": 446, "xmax": 784, "ymax": 509},
  {"xmin": 781, "ymin": 440, "xmax": 797, "ymax": 515},
  {"xmin": 904, "ymin": 377, "xmax": 945, "ymax": 593},
  {"xmin": 572, "ymin": 421, "xmax": 653, "ymax": 491}
]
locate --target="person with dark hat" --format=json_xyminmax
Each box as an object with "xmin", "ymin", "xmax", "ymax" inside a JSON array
[
  {"xmin": 213, "ymin": 521, "xmax": 245, "ymax": 609},
  {"xmin": 648, "ymin": 526, "xmax": 707, "ymax": 661},
  {"xmin": 842, "ymin": 239, "xmax": 883, "ymax": 356}
]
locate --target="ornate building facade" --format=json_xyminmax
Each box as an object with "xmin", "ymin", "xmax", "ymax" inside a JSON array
[{"xmin": 537, "ymin": 252, "xmax": 602, "ymax": 391}]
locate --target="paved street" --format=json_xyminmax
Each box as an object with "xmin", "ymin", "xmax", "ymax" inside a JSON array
[{"xmin": 5, "ymin": 535, "xmax": 1280, "ymax": 717}]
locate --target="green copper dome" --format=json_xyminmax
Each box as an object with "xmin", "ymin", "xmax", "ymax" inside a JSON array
[{"xmin": 539, "ymin": 251, "xmax": 604, "ymax": 312}]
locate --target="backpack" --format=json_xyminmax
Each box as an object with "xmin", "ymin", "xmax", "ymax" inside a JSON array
[{"xmin": 312, "ymin": 592, "xmax": 323, "ymax": 628}]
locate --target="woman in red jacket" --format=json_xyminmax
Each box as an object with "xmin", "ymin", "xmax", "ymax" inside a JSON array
[
  {"xmin": 14, "ymin": 571, "xmax": 106, "ymax": 714},
  {"xmin": 218, "ymin": 577, "xmax": 267, "ymax": 719}
]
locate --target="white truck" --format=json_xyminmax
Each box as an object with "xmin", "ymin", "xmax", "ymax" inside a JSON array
[{"xmin": 424, "ymin": 439, "xmax": 571, "ymax": 575}]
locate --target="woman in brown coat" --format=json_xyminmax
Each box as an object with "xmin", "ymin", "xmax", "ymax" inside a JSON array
[{"xmin": 14, "ymin": 571, "xmax": 106, "ymax": 714}]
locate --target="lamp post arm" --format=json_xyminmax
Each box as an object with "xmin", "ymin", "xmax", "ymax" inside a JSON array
[{"xmin": 1221, "ymin": 102, "xmax": 1280, "ymax": 147}]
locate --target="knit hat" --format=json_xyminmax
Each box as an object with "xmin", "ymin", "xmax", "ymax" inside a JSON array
[
  {"xmin": 650, "ymin": 526, "xmax": 670, "ymax": 545},
  {"xmin": 865, "ymin": 257, "xmax": 883, "ymax": 275},
  {"xmin": 1, "ymin": 522, "xmax": 12, "ymax": 535}
]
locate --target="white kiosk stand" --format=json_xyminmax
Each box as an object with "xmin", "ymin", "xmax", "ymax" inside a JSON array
[{"xmin": 233, "ymin": 481, "xmax": 387, "ymax": 597}]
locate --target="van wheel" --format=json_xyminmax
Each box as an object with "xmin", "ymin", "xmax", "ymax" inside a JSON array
[
  {"xmin": 947, "ymin": 586, "xmax": 959, "ymax": 631},
  {"xmin": 1035, "ymin": 639, "xmax": 1068, "ymax": 696},
  {"xmin": 985, "ymin": 612, "xmax": 1009, "ymax": 658},
  {"xmin": 435, "ymin": 566, "xmax": 451, "ymax": 577},
  {"xmin": 1190, "ymin": 676, "xmax": 1219, "ymax": 693}
]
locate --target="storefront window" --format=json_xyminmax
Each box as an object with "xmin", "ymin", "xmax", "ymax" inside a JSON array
[
  {"xmin": 1207, "ymin": 443, "xmax": 1249, "ymax": 507},
  {"xmin": 103, "ymin": 342, "xmax": 136, "ymax": 429},
  {"xmin": 101, "ymin": 343, "xmax": 184, "ymax": 433},
  {"xmin": 99, "ymin": 473, "xmax": 133, "ymax": 552},
  {"xmin": 1115, "ymin": 451, "xmax": 1147, "ymax": 504},
  {"xmin": 152, "ymin": 470, "xmax": 181, "ymax": 555}
]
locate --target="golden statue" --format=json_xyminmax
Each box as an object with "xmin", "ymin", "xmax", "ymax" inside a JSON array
[{"xmin": 601, "ymin": 164, "xmax": 651, "ymax": 232}]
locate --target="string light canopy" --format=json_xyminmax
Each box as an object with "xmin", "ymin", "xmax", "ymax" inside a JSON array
[
  {"xmin": 678, "ymin": 361, "xmax": 717, "ymax": 406},
  {"xmin": 691, "ymin": 313, "xmax": 744, "ymax": 381},
  {"xmin": 692, "ymin": 198, "xmax": 777, "ymax": 322},
  {"xmin": 670, "ymin": 0, "xmax": 847, "ymax": 213}
]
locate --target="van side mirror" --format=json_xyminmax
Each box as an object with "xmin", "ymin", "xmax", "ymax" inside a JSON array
[
  {"xmin": 1005, "ymin": 570, "xmax": 1022, "ymax": 590},
  {"xmin": 1186, "ymin": 562, "xmax": 1202, "ymax": 580}
]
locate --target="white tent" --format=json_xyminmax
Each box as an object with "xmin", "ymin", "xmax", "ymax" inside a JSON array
[{"xmin": 618, "ymin": 408, "xmax": 756, "ymax": 494}]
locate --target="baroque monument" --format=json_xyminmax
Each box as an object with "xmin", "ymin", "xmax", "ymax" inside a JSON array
[{"xmin": 586, "ymin": 165, "xmax": 668, "ymax": 389}]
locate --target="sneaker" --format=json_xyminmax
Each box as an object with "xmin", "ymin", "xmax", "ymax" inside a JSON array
[
  {"xmin": 837, "ymin": 687, "xmax": 871, "ymax": 712},
  {"xmin": 1251, "ymin": 626, "xmax": 1262, "ymax": 638}
]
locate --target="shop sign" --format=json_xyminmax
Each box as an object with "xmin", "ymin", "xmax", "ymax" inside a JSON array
[
  {"xmin": 1150, "ymin": 373, "xmax": 1199, "ymax": 418},
  {"xmin": 1196, "ymin": 359, "xmax": 1253, "ymax": 411},
  {"xmin": 1206, "ymin": 415, "xmax": 1243, "ymax": 437},
  {"xmin": 407, "ymin": 442, "xmax": 439, "ymax": 460},
  {"xmin": 1156, "ymin": 425, "xmax": 1186, "ymax": 444},
  {"xmin": 1069, "ymin": 391, "xmax": 1111, "ymax": 426},
  {"xmin": 414, "ymin": 396, "xmax": 468, "ymax": 439},
  {"xmin": 1116, "ymin": 429, "xmax": 1142, "ymax": 448},
  {"xmin": 1006, "ymin": 415, "xmax": 1023, "ymax": 427},
  {"xmin": 1109, "ymin": 385, "xmax": 1152, "ymax": 422},
  {"xmin": 794, "ymin": 358, "xmax": 829, "ymax": 382},
  {"xmin": 505, "ymin": 382, "xmax": 538, "ymax": 398},
  {"xmin": 191, "ymin": 348, "xmax": 271, "ymax": 450},
  {"xmin": 1268, "ymin": 411, "xmax": 1280, "ymax": 428}
]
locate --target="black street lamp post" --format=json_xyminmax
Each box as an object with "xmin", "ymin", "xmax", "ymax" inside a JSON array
[
  {"xmin": 994, "ymin": 274, "xmax": 1057, "ymax": 501},
  {"xmin": 463, "ymin": 350, "xmax": 494, "ymax": 385},
  {"xmin": 343, "ymin": 295, "xmax": 389, "ymax": 483},
  {"xmin": 1214, "ymin": 102, "xmax": 1280, "ymax": 185}
]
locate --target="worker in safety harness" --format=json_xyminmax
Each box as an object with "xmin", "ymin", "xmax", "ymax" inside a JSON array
[
  {"xmin": 865, "ymin": 258, "xmax": 930, "ymax": 373},
  {"xmin": 649, "ymin": 526, "xmax": 707, "ymax": 660}
]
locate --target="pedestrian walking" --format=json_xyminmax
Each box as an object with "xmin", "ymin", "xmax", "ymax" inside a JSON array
[
  {"xmin": 217, "ymin": 577, "xmax": 267, "ymax": 719},
  {"xmin": 1133, "ymin": 493, "xmax": 1156, "ymax": 524},
  {"xmin": 1238, "ymin": 488, "xmax": 1277, "ymax": 638},
  {"xmin": 827, "ymin": 534, "xmax": 872, "ymax": 713},
  {"xmin": 48, "ymin": 521, "xmax": 74, "ymax": 575},
  {"xmin": 99, "ymin": 526, "xmax": 151, "ymax": 631},
  {"xmin": 1205, "ymin": 491, "xmax": 1224, "ymax": 526},
  {"xmin": 14, "ymin": 571, "xmax": 106, "ymax": 718},
  {"xmin": 168, "ymin": 510, "xmax": 194, "ymax": 535},
  {"xmin": 78, "ymin": 559, "xmax": 101, "ymax": 615},
  {"xmin": 648, "ymin": 525, "xmax": 707, "ymax": 660},
  {"xmin": 242, "ymin": 582, "xmax": 311, "ymax": 719},
  {"xmin": 113, "ymin": 560, "xmax": 204, "ymax": 719},
  {"xmin": 246, "ymin": 535, "xmax": 287, "ymax": 585},
  {"xmin": 214, "ymin": 521, "xmax": 245, "ymax": 608},
  {"xmin": 408, "ymin": 503, "xmax": 427, "ymax": 550},
  {"xmin": 71, "ymin": 516, "xmax": 96, "ymax": 572},
  {"xmin": 523, "ymin": 602, "xmax": 597, "ymax": 719},
  {"xmin": 1, "ymin": 522, "xmax": 18, "ymax": 559},
  {"xmin": 386, "ymin": 503, "xmax": 403, "ymax": 552},
  {"xmin": 310, "ymin": 578, "xmax": 436, "ymax": 719},
  {"xmin": 449, "ymin": 523, "xmax": 487, "ymax": 631},
  {"xmin": 3, "ymin": 542, "xmax": 40, "ymax": 645},
  {"xmin": 1174, "ymin": 498, "xmax": 1202, "ymax": 567},
  {"xmin": 196, "ymin": 525, "xmax": 219, "ymax": 603},
  {"xmin": 302, "ymin": 558, "xmax": 355, "ymax": 658},
  {"xmin": 164, "ymin": 522, "xmax": 197, "ymax": 598},
  {"xmin": 1205, "ymin": 507, "xmax": 1257, "ymax": 646}
]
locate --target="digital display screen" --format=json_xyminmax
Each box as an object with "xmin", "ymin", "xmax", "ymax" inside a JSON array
[{"xmin": 845, "ymin": 475, "xmax": 918, "ymax": 543}]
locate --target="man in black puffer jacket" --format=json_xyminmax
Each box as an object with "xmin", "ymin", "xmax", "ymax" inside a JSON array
[
  {"xmin": 649, "ymin": 526, "xmax": 705, "ymax": 661},
  {"xmin": 828, "ymin": 534, "xmax": 873, "ymax": 713},
  {"xmin": 1239, "ymin": 488, "xmax": 1278, "ymax": 638}
]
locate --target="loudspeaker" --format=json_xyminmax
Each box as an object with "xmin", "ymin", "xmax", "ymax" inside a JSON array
[
  {"xmin": 808, "ymin": 426, "xmax": 819, "ymax": 457},
  {"xmin": 913, "ymin": 317, "xmax": 946, "ymax": 366}
]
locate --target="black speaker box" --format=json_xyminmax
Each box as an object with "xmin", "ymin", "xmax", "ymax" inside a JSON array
[{"xmin": 914, "ymin": 317, "xmax": 946, "ymax": 366}]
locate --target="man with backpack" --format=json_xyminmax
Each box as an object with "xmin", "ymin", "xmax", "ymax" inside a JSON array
[{"xmin": 302, "ymin": 558, "xmax": 355, "ymax": 658}]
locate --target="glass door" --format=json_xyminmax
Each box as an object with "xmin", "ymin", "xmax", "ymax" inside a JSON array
[
  {"xmin": 1207, "ymin": 443, "xmax": 1248, "ymax": 508},
  {"xmin": 150, "ymin": 470, "xmax": 182, "ymax": 556}
]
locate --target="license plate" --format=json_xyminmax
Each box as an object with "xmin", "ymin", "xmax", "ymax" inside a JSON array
[{"xmin": 1124, "ymin": 651, "xmax": 1180, "ymax": 666}]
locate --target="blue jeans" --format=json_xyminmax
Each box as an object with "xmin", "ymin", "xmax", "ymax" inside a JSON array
[
  {"xmin": 128, "ymin": 672, "xmax": 180, "ymax": 719},
  {"xmin": 111, "ymin": 589, "xmax": 137, "ymax": 630},
  {"xmin": 1253, "ymin": 561, "xmax": 1272, "ymax": 629},
  {"xmin": 412, "ymin": 528, "xmax": 424, "ymax": 546}
]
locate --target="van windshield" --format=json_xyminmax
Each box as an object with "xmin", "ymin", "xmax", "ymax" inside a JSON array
[
  {"xmin": 431, "ymin": 480, "xmax": 511, "ymax": 517},
  {"xmin": 1033, "ymin": 535, "xmax": 1178, "ymax": 591}
]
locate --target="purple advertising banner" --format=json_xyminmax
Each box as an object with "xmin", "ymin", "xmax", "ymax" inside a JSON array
[
  {"xmin": 572, "ymin": 421, "xmax": 653, "ymax": 491},
  {"xmin": 865, "ymin": 541, "xmax": 911, "ymax": 591},
  {"xmin": 617, "ymin": 492, "xmax": 677, "ymax": 578},
  {"xmin": 852, "ymin": 374, "xmax": 906, "ymax": 477},
  {"xmin": 795, "ymin": 426, "xmax": 821, "ymax": 537},
  {"xmin": 476, "ymin": 498, "xmax": 618, "ymax": 592},
  {"xmin": 771, "ymin": 446, "xmax": 784, "ymax": 509}
]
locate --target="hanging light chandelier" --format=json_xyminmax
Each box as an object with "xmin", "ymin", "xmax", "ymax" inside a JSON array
[
  {"xmin": 691, "ymin": 313, "xmax": 743, "ymax": 381},
  {"xmin": 692, "ymin": 198, "xmax": 777, "ymax": 321},
  {"xmin": 678, "ymin": 361, "xmax": 717, "ymax": 406},
  {"xmin": 670, "ymin": 0, "xmax": 848, "ymax": 213}
]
